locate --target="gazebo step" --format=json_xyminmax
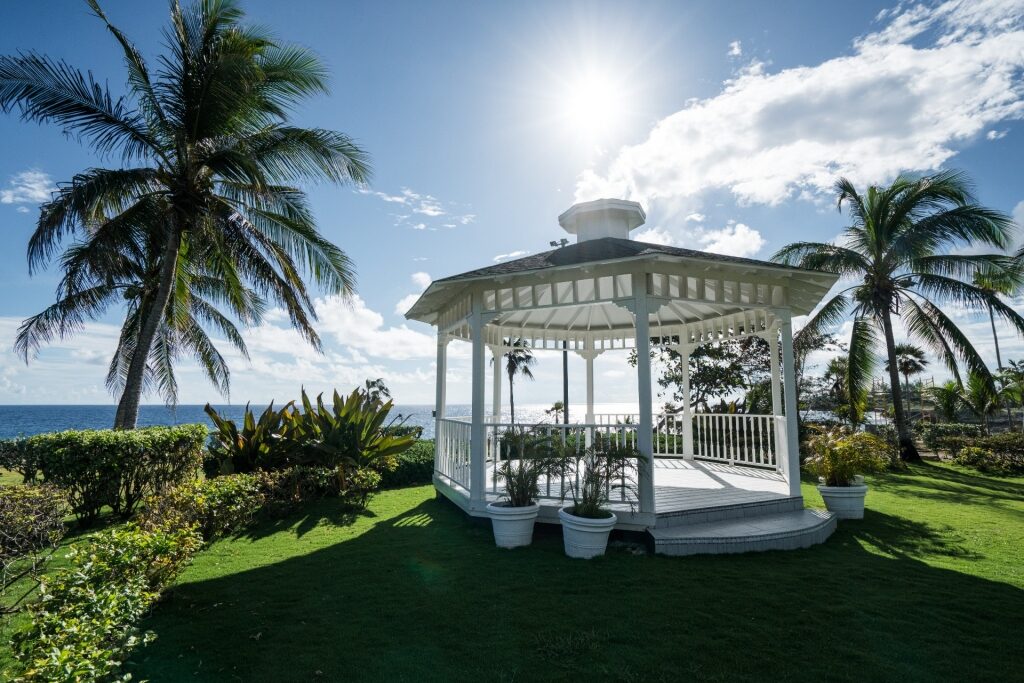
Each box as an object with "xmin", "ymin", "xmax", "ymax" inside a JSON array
[
  {"xmin": 649, "ymin": 509, "xmax": 836, "ymax": 556},
  {"xmin": 653, "ymin": 495, "xmax": 804, "ymax": 529}
]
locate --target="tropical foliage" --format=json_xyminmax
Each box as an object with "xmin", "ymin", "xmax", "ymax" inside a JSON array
[
  {"xmin": 0, "ymin": 0, "xmax": 370, "ymax": 428},
  {"xmin": 0, "ymin": 485, "xmax": 68, "ymax": 595},
  {"xmin": 774, "ymin": 171, "xmax": 1022, "ymax": 460},
  {"xmin": 885, "ymin": 343, "xmax": 929, "ymax": 415},
  {"xmin": 804, "ymin": 430, "xmax": 890, "ymax": 486},
  {"xmin": 557, "ymin": 442, "xmax": 645, "ymax": 519}
]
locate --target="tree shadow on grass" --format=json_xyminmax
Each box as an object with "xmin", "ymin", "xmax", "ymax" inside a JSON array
[
  {"xmin": 232, "ymin": 501, "xmax": 376, "ymax": 542},
  {"xmin": 127, "ymin": 491, "xmax": 1024, "ymax": 683}
]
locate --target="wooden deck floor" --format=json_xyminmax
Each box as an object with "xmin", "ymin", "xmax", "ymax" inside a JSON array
[{"xmin": 484, "ymin": 458, "xmax": 790, "ymax": 514}]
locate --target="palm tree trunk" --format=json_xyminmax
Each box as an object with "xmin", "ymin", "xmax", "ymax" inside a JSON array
[
  {"xmin": 113, "ymin": 227, "xmax": 181, "ymax": 429},
  {"xmin": 903, "ymin": 372, "xmax": 912, "ymax": 418},
  {"xmin": 508, "ymin": 372, "xmax": 515, "ymax": 425},
  {"xmin": 989, "ymin": 305, "xmax": 1003, "ymax": 370},
  {"xmin": 882, "ymin": 312, "xmax": 920, "ymax": 461}
]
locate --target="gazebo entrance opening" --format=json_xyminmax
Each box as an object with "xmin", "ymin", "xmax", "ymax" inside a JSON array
[{"xmin": 407, "ymin": 198, "xmax": 838, "ymax": 530}]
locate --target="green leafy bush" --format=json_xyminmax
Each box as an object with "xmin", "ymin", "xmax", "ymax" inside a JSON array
[
  {"xmin": 379, "ymin": 439, "xmax": 434, "ymax": 488},
  {"xmin": 943, "ymin": 432, "xmax": 1024, "ymax": 475},
  {"xmin": 1, "ymin": 484, "xmax": 68, "ymax": 588},
  {"xmin": 204, "ymin": 401, "xmax": 296, "ymax": 474},
  {"xmin": 0, "ymin": 437, "xmax": 39, "ymax": 483},
  {"xmin": 141, "ymin": 472, "xmax": 269, "ymax": 541},
  {"xmin": 920, "ymin": 423, "xmax": 984, "ymax": 452},
  {"xmin": 0, "ymin": 425, "xmax": 206, "ymax": 525},
  {"xmin": 11, "ymin": 522, "xmax": 202, "ymax": 682},
  {"xmin": 805, "ymin": 430, "xmax": 890, "ymax": 486}
]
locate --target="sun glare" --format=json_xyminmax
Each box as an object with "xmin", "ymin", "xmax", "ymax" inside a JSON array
[{"xmin": 561, "ymin": 69, "xmax": 622, "ymax": 141}]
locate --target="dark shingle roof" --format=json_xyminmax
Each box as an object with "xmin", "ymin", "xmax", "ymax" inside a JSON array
[{"xmin": 435, "ymin": 237, "xmax": 815, "ymax": 284}]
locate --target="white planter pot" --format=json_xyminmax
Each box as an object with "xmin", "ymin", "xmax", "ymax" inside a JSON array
[
  {"xmin": 817, "ymin": 484, "xmax": 868, "ymax": 520},
  {"xmin": 558, "ymin": 506, "xmax": 617, "ymax": 559},
  {"xmin": 487, "ymin": 502, "xmax": 540, "ymax": 548}
]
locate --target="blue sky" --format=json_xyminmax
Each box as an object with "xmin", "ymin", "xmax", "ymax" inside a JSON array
[{"xmin": 1, "ymin": 0, "xmax": 1023, "ymax": 407}]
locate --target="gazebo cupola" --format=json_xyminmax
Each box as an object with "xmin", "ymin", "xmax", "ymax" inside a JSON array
[
  {"xmin": 557, "ymin": 198, "xmax": 646, "ymax": 242},
  {"xmin": 406, "ymin": 199, "xmax": 839, "ymax": 534}
]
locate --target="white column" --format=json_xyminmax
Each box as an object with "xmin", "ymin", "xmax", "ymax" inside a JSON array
[
  {"xmin": 779, "ymin": 314, "xmax": 801, "ymax": 498},
  {"xmin": 434, "ymin": 332, "xmax": 448, "ymax": 477},
  {"xmin": 678, "ymin": 345, "xmax": 694, "ymax": 458},
  {"xmin": 768, "ymin": 330, "xmax": 781, "ymax": 417},
  {"xmin": 469, "ymin": 295, "xmax": 487, "ymax": 507},
  {"xmin": 490, "ymin": 345, "xmax": 502, "ymax": 422},
  {"xmin": 585, "ymin": 352, "xmax": 596, "ymax": 423},
  {"xmin": 632, "ymin": 272, "xmax": 655, "ymax": 514}
]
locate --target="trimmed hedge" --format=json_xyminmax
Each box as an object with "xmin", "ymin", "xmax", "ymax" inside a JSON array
[
  {"xmin": 920, "ymin": 423, "xmax": 984, "ymax": 452},
  {"xmin": 379, "ymin": 439, "xmax": 434, "ymax": 488},
  {"xmin": 0, "ymin": 425, "xmax": 206, "ymax": 525},
  {"xmin": 938, "ymin": 432, "xmax": 1024, "ymax": 475}
]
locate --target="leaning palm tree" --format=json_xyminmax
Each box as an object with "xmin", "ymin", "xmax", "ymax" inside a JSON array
[
  {"xmin": 774, "ymin": 171, "xmax": 1022, "ymax": 461},
  {"xmin": 0, "ymin": 0, "xmax": 370, "ymax": 428},
  {"xmin": 18, "ymin": 205, "xmax": 264, "ymax": 406},
  {"xmin": 885, "ymin": 343, "xmax": 929, "ymax": 417},
  {"xmin": 497, "ymin": 338, "xmax": 536, "ymax": 425}
]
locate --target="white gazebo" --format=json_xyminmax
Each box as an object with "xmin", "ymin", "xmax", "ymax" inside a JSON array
[{"xmin": 406, "ymin": 199, "xmax": 841, "ymax": 554}]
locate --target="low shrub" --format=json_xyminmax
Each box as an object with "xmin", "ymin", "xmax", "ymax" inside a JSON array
[
  {"xmin": 805, "ymin": 430, "xmax": 890, "ymax": 486},
  {"xmin": 920, "ymin": 423, "xmax": 983, "ymax": 452},
  {"xmin": 943, "ymin": 432, "xmax": 1024, "ymax": 475},
  {"xmin": 0, "ymin": 437, "xmax": 39, "ymax": 483},
  {"xmin": 379, "ymin": 439, "xmax": 434, "ymax": 488},
  {"xmin": 141, "ymin": 472, "xmax": 269, "ymax": 541},
  {"xmin": 11, "ymin": 522, "xmax": 202, "ymax": 682},
  {"xmin": 1, "ymin": 484, "xmax": 68, "ymax": 588},
  {"xmin": 0, "ymin": 425, "xmax": 206, "ymax": 525}
]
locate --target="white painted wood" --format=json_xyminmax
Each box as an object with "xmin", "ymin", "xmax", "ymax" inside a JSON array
[
  {"xmin": 679, "ymin": 345, "xmax": 694, "ymax": 458},
  {"xmin": 434, "ymin": 333, "xmax": 448, "ymax": 476},
  {"xmin": 490, "ymin": 345, "xmax": 502, "ymax": 421},
  {"xmin": 632, "ymin": 271, "xmax": 656, "ymax": 514},
  {"xmin": 779, "ymin": 314, "xmax": 801, "ymax": 497},
  {"xmin": 768, "ymin": 330, "xmax": 781, "ymax": 417},
  {"xmin": 469, "ymin": 293, "xmax": 487, "ymax": 505}
]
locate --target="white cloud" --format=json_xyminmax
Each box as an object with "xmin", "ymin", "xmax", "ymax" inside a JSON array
[
  {"xmin": 685, "ymin": 212, "xmax": 706, "ymax": 222},
  {"xmin": 728, "ymin": 40, "xmax": 743, "ymax": 57},
  {"xmin": 358, "ymin": 186, "xmax": 475, "ymax": 227},
  {"xmin": 494, "ymin": 250, "xmax": 529, "ymax": 262},
  {"xmin": 696, "ymin": 222, "xmax": 766, "ymax": 257},
  {"xmin": 1, "ymin": 169, "xmax": 54, "ymax": 205},
  {"xmin": 576, "ymin": 1, "xmax": 1024, "ymax": 212},
  {"xmin": 986, "ymin": 128, "xmax": 1009, "ymax": 139},
  {"xmin": 394, "ymin": 271, "xmax": 433, "ymax": 315},
  {"xmin": 634, "ymin": 227, "xmax": 677, "ymax": 246}
]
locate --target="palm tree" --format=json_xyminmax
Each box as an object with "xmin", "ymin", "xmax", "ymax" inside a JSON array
[
  {"xmin": 774, "ymin": 171, "xmax": 1022, "ymax": 461},
  {"xmin": 999, "ymin": 360, "xmax": 1024, "ymax": 430},
  {"xmin": 495, "ymin": 338, "xmax": 536, "ymax": 425},
  {"xmin": 17, "ymin": 206, "xmax": 263, "ymax": 406},
  {"xmin": 928, "ymin": 381, "xmax": 963, "ymax": 423},
  {"xmin": 0, "ymin": 0, "xmax": 370, "ymax": 428},
  {"xmin": 885, "ymin": 343, "xmax": 929, "ymax": 417},
  {"xmin": 973, "ymin": 270, "xmax": 1016, "ymax": 371},
  {"xmin": 961, "ymin": 372, "xmax": 1001, "ymax": 433},
  {"xmin": 823, "ymin": 355, "xmax": 867, "ymax": 426}
]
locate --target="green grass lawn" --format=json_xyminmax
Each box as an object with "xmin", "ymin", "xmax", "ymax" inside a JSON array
[{"xmin": 109, "ymin": 462, "xmax": 1024, "ymax": 682}]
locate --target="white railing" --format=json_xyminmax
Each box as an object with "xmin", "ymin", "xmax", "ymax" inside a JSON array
[
  {"xmin": 436, "ymin": 412, "xmax": 784, "ymax": 498},
  {"xmin": 435, "ymin": 418, "xmax": 471, "ymax": 490},
  {"xmin": 693, "ymin": 413, "xmax": 781, "ymax": 468},
  {"xmin": 484, "ymin": 422, "xmax": 640, "ymax": 503}
]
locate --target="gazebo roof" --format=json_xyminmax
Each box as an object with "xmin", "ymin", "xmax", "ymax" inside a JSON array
[{"xmin": 405, "ymin": 200, "xmax": 837, "ymax": 349}]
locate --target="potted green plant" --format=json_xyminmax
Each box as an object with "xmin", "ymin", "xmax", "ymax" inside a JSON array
[
  {"xmin": 805, "ymin": 430, "xmax": 888, "ymax": 519},
  {"xmin": 486, "ymin": 429, "xmax": 551, "ymax": 548},
  {"xmin": 557, "ymin": 441, "xmax": 644, "ymax": 558}
]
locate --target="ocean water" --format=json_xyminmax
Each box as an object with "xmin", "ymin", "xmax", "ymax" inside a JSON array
[{"xmin": 0, "ymin": 402, "xmax": 640, "ymax": 440}]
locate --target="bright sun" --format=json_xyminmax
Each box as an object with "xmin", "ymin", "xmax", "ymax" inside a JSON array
[{"xmin": 561, "ymin": 69, "xmax": 622, "ymax": 141}]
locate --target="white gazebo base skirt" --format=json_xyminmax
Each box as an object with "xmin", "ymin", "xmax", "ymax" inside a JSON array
[{"xmin": 434, "ymin": 459, "xmax": 837, "ymax": 555}]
